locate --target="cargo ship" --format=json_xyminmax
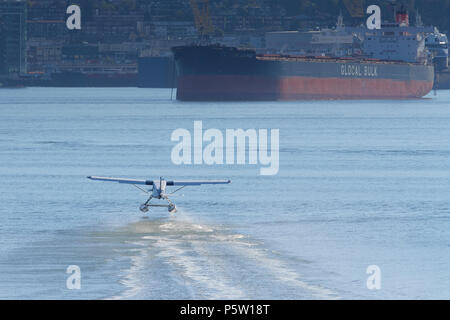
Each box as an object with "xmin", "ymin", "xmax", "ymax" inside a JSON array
[
  {"xmin": 138, "ymin": 56, "xmax": 176, "ymax": 88},
  {"xmin": 48, "ymin": 71, "xmax": 137, "ymax": 87},
  {"xmin": 436, "ymin": 69, "xmax": 450, "ymax": 89},
  {"xmin": 172, "ymin": 45, "xmax": 434, "ymax": 101}
]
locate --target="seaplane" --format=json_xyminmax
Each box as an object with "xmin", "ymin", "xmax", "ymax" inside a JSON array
[{"xmin": 87, "ymin": 176, "xmax": 231, "ymax": 213}]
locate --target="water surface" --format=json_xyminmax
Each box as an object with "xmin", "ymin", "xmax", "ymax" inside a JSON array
[{"xmin": 0, "ymin": 88, "xmax": 449, "ymax": 299}]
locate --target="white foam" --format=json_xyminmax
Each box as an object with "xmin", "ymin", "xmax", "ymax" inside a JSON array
[
  {"xmin": 153, "ymin": 237, "xmax": 246, "ymax": 299},
  {"xmin": 108, "ymin": 245, "xmax": 147, "ymax": 300},
  {"xmin": 233, "ymin": 244, "xmax": 340, "ymax": 300},
  {"xmin": 109, "ymin": 215, "xmax": 338, "ymax": 300},
  {"xmin": 159, "ymin": 222, "xmax": 215, "ymax": 233}
]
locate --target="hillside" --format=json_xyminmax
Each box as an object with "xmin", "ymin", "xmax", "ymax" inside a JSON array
[
  {"xmin": 52, "ymin": 0, "xmax": 450, "ymax": 33},
  {"xmin": 276, "ymin": 0, "xmax": 450, "ymax": 32}
]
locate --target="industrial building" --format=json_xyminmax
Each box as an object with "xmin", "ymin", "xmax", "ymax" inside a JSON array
[{"xmin": 0, "ymin": 0, "xmax": 27, "ymax": 76}]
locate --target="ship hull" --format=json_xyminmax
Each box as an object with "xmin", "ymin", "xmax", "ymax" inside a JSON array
[
  {"xmin": 435, "ymin": 69, "xmax": 450, "ymax": 89},
  {"xmin": 173, "ymin": 46, "xmax": 434, "ymax": 101},
  {"xmin": 49, "ymin": 72, "xmax": 137, "ymax": 87},
  {"xmin": 138, "ymin": 57, "xmax": 176, "ymax": 88}
]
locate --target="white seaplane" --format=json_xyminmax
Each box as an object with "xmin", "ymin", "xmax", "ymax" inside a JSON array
[{"xmin": 87, "ymin": 176, "xmax": 231, "ymax": 213}]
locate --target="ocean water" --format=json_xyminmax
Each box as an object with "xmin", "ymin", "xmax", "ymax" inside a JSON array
[{"xmin": 0, "ymin": 87, "xmax": 449, "ymax": 299}]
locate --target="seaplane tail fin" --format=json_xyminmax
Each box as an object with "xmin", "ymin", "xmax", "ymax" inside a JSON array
[{"xmin": 87, "ymin": 176, "xmax": 153, "ymax": 185}]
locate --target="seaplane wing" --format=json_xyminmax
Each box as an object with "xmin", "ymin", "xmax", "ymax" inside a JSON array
[
  {"xmin": 166, "ymin": 180, "xmax": 231, "ymax": 186},
  {"xmin": 87, "ymin": 176, "xmax": 154, "ymax": 185},
  {"xmin": 87, "ymin": 176, "xmax": 231, "ymax": 186}
]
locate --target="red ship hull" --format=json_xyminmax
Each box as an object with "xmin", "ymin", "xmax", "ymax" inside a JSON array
[
  {"xmin": 177, "ymin": 75, "xmax": 433, "ymax": 101},
  {"xmin": 172, "ymin": 45, "xmax": 435, "ymax": 101}
]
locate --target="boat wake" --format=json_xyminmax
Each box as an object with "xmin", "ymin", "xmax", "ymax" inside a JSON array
[{"xmin": 108, "ymin": 212, "xmax": 340, "ymax": 300}]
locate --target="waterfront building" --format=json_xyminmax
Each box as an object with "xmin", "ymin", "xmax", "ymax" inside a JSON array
[{"xmin": 0, "ymin": 0, "xmax": 27, "ymax": 75}]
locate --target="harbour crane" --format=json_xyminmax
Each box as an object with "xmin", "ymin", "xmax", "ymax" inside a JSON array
[{"xmin": 189, "ymin": 0, "xmax": 214, "ymax": 41}]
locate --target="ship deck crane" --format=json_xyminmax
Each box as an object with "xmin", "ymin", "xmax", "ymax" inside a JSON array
[
  {"xmin": 343, "ymin": 0, "xmax": 365, "ymax": 18},
  {"xmin": 189, "ymin": 0, "xmax": 214, "ymax": 41}
]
